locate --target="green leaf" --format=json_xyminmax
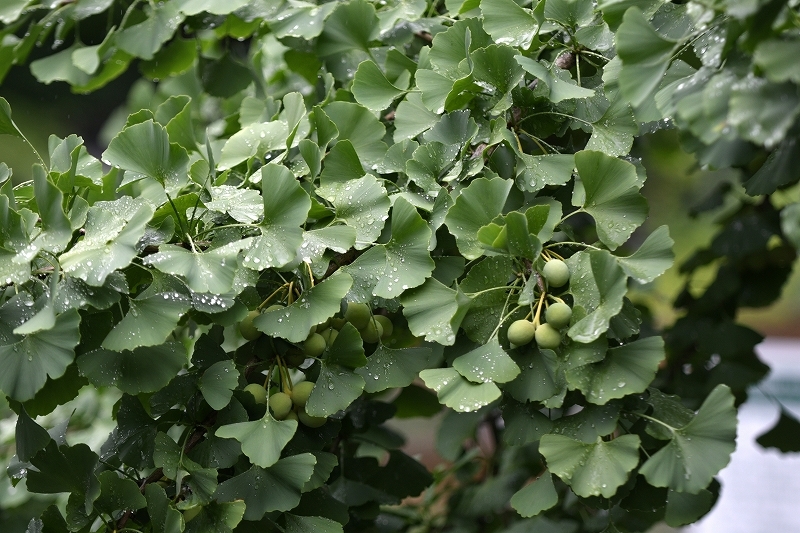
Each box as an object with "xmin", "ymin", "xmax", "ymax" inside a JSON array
[
  {"xmin": 615, "ymin": 225, "xmax": 674, "ymax": 283},
  {"xmin": 215, "ymin": 454, "xmax": 316, "ymax": 520},
  {"xmin": 516, "ymin": 56, "xmax": 595, "ymax": 103},
  {"xmin": 640, "ymin": 384, "xmax": 737, "ymax": 493},
  {"xmin": 516, "ymin": 153, "xmax": 575, "ymax": 193},
  {"xmin": 307, "ymin": 324, "xmax": 366, "ymax": 416},
  {"xmin": 218, "ymin": 122, "xmax": 289, "ymax": 170},
  {"xmin": 144, "ymin": 240, "xmax": 250, "ymax": 294},
  {"xmin": 566, "ymin": 250, "xmax": 628, "ymax": 343},
  {"xmin": 424, "ymin": 110, "xmax": 479, "ymax": 148},
  {"xmin": 317, "ymin": 0, "xmax": 378, "ymax": 56},
  {"xmin": 140, "ymin": 37, "xmax": 197, "ymax": 81},
  {"xmin": 401, "ymin": 278, "xmax": 472, "ymax": 345},
  {"xmin": 585, "ymin": 92, "xmax": 638, "ymax": 157},
  {"xmin": 0, "ymin": 0, "xmax": 30, "ymax": 25},
  {"xmin": 505, "ymin": 348, "xmax": 567, "ymax": 408},
  {"xmin": 616, "ymin": 7, "xmax": 677, "ymax": 107},
  {"xmin": 115, "ymin": 3, "xmax": 183, "ymax": 60},
  {"xmin": 254, "ymin": 272, "xmax": 352, "ymax": 343},
  {"xmin": 204, "ymin": 186, "xmax": 262, "ymax": 223},
  {"xmin": 544, "ymin": 0, "xmax": 595, "ymax": 28},
  {"xmin": 552, "ymin": 401, "xmax": 622, "ymax": 442},
  {"xmin": 502, "ymin": 399, "xmax": 554, "ymax": 445},
  {"xmin": 781, "ymin": 203, "xmax": 800, "ymax": 250},
  {"xmin": 145, "ymin": 484, "xmax": 185, "ymax": 533},
  {"xmin": 756, "ymin": 408, "xmax": 800, "ymax": 453},
  {"xmin": 270, "ymin": 3, "xmax": 336, "ymax": 39},
  {"xmin": 510, "ymin": 472, "xmax": 558, "ymax": 518},
  {"xmin": 453, "ymin": 338, "xmax": 520, "ymax": 384},
  {"xmin": 32, "ymin": 166, "xmax": 71, "ymax": 253},
  {"xmin": 299, "ymin": 225, "xmax": 356, "ymax": 275},
  {"xmin": 285, "ymin": 514, "xmax": 344, "ymax": 533},
  {"xmin": 566, "ymin": 337, "xmax": 665, "ymax": 404},
  {"xmin": 317, "ymin": 174, "xmax": 390, "ymax": 249},
  {"xmin": 154, "ymin": 432, "xmax": 181, "ymax": 480},
  {"xmin": 96, "ymin": 470, "xmax": 147, "ymax": 513},
  {"xmin": 184, "ymin": 501, "xmax": 245, "ymax": 533},
  {"xmin": 243, "ymin": 164, "xmax": 311, "ymax": 270},
  {"xmin": 103, "ymin": 120, "xmax": 189, "ymax": 187},
  {"xmin": 347, "ymin": 197, "xmax": 434, "ymax": 298},
  {"xmin": 729, "ymin": 78, "xmax": 800, "ymax": 148},
  {"xmin": 743, "ymin": 135, "xmax": 800, "ymax": 195},
  {"xmin": 481, "ymin": 0, "xmax": 539, "ymax": 49},
  {"xmin": 445, "ymin": 177, "xmax": 513, "ymax": 259},
  {"xmin": 324, "ymin": 102, "xmax": 387, "ymax": 166},
  {"xmin": 27, "ymin": 441, "xmax": 100, "ymax": 513},
  {"xmin": 459, "ymin": 256, "xmax": 516, "ymax": 343},
  {"xmin": 59, "ymin": 198, "xmax": 154, "ymax": 286},
  {"xmin": 754, "ymin": 39, "xmax": 800, "ymax": 84},
  {"xmin": 665, "ymin": 486, "xmax": 716, "ymax": 527},
  {"xmin": 540, "ymin": 434, "xmax": 641, "ymax": 498},
  {"xmin": 15, "ymin": 407, "xmax": 51, "ymax": 462},
  {"xmin": 102, "ymin": 292, "xmax": 191, "ymax": 351},
  {"xmin": 428, "ymin": 18, "xmax": 492, "ymax": 79},
  {"xmin": 215, "ymin": 413, "xmax": 297, "ymax": 469},
  {"xmin": 199, "ymin": 361, "xmax": 238, "ymax": 410},
  {"xmin": 0, "ymin": 97, "xmax": 24, "ymax": 138},
  {"xmin": 29, "ymin": 46, "xmax": 91, "ymax": 86},
  {"xmin": 470, "ymin": 44, "xmax": 525, "ymax": 114},
  {"xmin": 357, "ymin": 345, "xmax": 437, "ymax": 393},
  {"xmin": 352, "ymin": 60, "xmax": 406, "ymax": 113},
  {"xmin": 575, "ymin": 150, "xmax": 647, "ymax": 250},
  {"xmin": 419, "ymin": 367, "xmax": 501, "ymax": 412},
  {"xmin": 406, "ymin": 142, "xmax": 461, "ymax": 193},
  {"xmin": 176, "ymin": 0, "xmax": 251, "ymax": 15},
  {"xmin": 0, "ymin": 310, "xmax": 80, "ymax": 402},
  {"xmin": 394, "ymin": 93, "xmax": 440, "ymax": 141},
  {"xmin": 78, "ymin": 342, "xmax": 187, "ymax": 395}
]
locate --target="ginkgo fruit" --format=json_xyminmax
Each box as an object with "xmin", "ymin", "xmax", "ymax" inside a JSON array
[
  {"xmin": 373, "ymin": 315, "xmax": 393, "ymax": 338},
  {"xmin": 303, "ymin": 332, "xmax": 327, "ymax": 357},
  {"xmin": 545, "ymin": 302, "xmax": 572, "ymax": 329},
  {"xmin": 243, "ymin": 383, "xmax": 268, "ymax": 405},
  {"xmin": 507, "ymin": 319, "xmax": 536, "ymax": 345},
  {"xmin": 535, "ymin": 323, "xmax": 562, "ymax": 349},
  {"xmin": 291, "ymin": 381, "xmax": 315, "ymax": 408},
  {"xmin": 360, "ymin": 319, "xmax": 383, "ymax": 343},
  {"xmin": 543, "ymin": 259, "xmax": 570, "ymax": 287},
  {"xmin": 269, "ymin": 391, "xmax": 293, "ymax": 419},
  {"xmin": 239, "ymin": 310, "xmax": 262, "ymax": 340},
  {"xmin": 344, "ymin": 302, "xmax": 371, "ymax": 329}
]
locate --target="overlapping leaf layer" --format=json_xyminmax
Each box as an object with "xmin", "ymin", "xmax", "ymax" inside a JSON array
[{"xmin": 1, "ymin": 0, "xmax": 794, "ymax": 531}]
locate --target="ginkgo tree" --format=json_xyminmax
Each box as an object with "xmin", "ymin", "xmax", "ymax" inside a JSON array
[{"xmin": 0, "ymin": 0, "xmax": 797, "ymax": 532}]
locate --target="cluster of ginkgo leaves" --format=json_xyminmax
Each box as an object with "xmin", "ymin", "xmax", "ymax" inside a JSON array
[{"xmin": 3, "ymin": 0, "xmax": 793, "ymax": 531}]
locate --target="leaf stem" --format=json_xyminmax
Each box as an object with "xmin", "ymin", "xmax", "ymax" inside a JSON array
[
  {"xmin": 545, "ymin": 240, "xmax": 601, "ymax": 251},
  {"xmin": 636, "ymin": 413, "xmax": 677, "ymax": 433}
]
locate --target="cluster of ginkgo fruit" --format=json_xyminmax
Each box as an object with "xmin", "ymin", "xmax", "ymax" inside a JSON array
[
  {"xmin": 242, "ymin": 379, "xmax": 326, "ymax": 427},
  {"xmin": 235, "ymin": 294, "xmax": 396, "ymax": 427},
  {"xmin": 507, "ymin": 258, "xmax": 573, "ymax": 350}
]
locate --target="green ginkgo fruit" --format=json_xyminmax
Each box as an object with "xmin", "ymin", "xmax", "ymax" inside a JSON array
[
  {"xmin": 239, "ymin": 310, "xmax": 262, "ymax": 340},
  {"xmin": 507, "ymin": 319, "xmax": 536, "ymax": 346},
  {"xmin": 344, "ymin": 302, "xmax": 371, "ymax": 329},
  {"xmin": 291, "ymin": 381, "xmax": 315, "ymax": 408},
  {"xmin": 298, "ymin": 409, "xmax": 327, "ymax": 428},
  {"xmin": 303, "ymin": 332, "xmax": 327, "ymax": 357},
  {"xmin": 243, "ymin": 383, "xmax": 268, "ymax": 405},
  {"xmin": 545, "ymin": 302, "xmax": 572, "ymax": 329},
  {"xmin": 269, "ymin": 391, "xmax": 293, "ymax": 419},
  {"xmin": 373, "ymin": 315, "xmax": 393, "ymax": 338},
  {"xmin": 543, "ymin": 259, "xmax": 570, "ymax": 287},
  {"xmin": 535, "ymin": 323, "xmax": 562, "ymax": 349}
]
